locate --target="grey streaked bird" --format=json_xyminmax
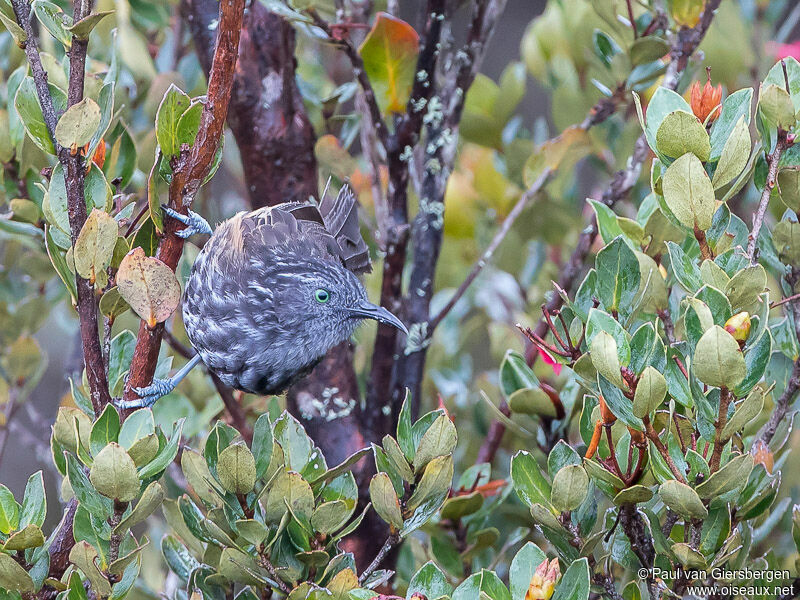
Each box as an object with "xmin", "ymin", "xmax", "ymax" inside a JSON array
[{"xmin": 119, "ymin": 184, "xmax": 406, "ymax": 409}]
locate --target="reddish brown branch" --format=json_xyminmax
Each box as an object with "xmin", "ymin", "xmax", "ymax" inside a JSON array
[{"xmin": 123, "ymin": 0, "xmax": 245, "ymax": 407}]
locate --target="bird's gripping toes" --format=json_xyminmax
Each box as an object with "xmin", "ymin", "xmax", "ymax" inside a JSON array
[
  {"xmin": 161, "ymin": 205, "xmax": 213, "ymax": 238},
  {"xmin": 117, "ymin": 184, "xmax": 407, "ymax": 410}
]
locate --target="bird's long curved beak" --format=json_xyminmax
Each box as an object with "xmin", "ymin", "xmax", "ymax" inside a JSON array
[{"xmin": 349, "ymin": 301, "xmax": 408, "ymax": 334}]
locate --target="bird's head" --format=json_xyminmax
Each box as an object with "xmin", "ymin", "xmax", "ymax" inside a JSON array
[{"xmin": 273, "ymin": 257, "xmax": 407, "ymax": 346}]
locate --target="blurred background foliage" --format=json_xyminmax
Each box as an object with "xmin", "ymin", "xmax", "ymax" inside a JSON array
[{"xmin": 1, "ymin": 0, "xmax": 800, "ymax": 598}]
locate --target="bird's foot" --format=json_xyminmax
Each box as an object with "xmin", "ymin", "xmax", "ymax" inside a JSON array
[
  {"xmin": 115, "ymin": 378, "xmax": 176, "ymax": 410},
  {"xmin": 162, "ymin": 205, "xmax": 212, "ymax": 238}
]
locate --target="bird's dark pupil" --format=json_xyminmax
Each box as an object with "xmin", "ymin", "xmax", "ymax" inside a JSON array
[{"xmin": 315, "ymin": 289, "xmax": 330, "ymax": 303}]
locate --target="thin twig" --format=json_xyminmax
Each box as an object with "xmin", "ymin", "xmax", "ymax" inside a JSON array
[
  {"xmin": 358, "ymin": 533, "xmax": 400, "ymax": 584},
  {"xmin": 747, "ymin": 133, "xmax": 789, "ymax": 264},
  {"xmin": 428, "ymin": 170, "xmax": 551, "ymax": 330}
]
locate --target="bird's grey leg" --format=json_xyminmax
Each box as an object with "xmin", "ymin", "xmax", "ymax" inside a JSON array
[
  {"xmin": 161, "ymin": 205, "xmax": 212, "ymax": 238},
  {"xmin": 117, "ymin": 354, "xmax": 204, "ymax": 409}
]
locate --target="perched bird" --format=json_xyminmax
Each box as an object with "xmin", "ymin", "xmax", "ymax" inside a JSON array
[{"xmin": 119, "ymin": 184, "xmax": 406, "ymax": 409}]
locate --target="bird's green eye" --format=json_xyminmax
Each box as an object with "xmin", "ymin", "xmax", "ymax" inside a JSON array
[{"xmin": 314, "ymin": 289, "xmax": 331, "ymax": 303}]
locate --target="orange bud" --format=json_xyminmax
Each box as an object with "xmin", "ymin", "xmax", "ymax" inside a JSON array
[
  {"xmin": 751, "ymin": 439, "xmax": 774, "ymax": 473},
  {"xmin": 82, "ymin": 140, "xmax": 107, "ymax": 173},
  {"xmin": 599, "ymin": 395, "xmax": 617, "ymax": 425},
  {"xmin": 690, "ymin": 70, "xmax": 722, "ymax": 124},
  {"xmin": 724, "ymin": 311, "xmax": 751, "ymax": 342},
  {"xmin": 585, "ymin": 420, "xmax": 602, "ymax": 459}
]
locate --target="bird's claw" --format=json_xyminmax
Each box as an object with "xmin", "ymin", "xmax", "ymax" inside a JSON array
[
  {"xmin": 161, "ymin": 205, "xmax": 212, "ymax": 237},
  {"xmin": 115, "ymin": 378, "xmax": 176, "ymax": 410}
]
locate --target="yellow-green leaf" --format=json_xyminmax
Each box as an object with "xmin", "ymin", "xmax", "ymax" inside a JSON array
[
  {"xmin": 359, "ymin": 13, "xmax": 420, "ymax": 114},
  {"xmin": 55, "ymin": 97, "xmax": 101, "ymax": 149},
  {"xmin": 74, "ymin": 209, "xmax": 118, "ymax": 284},
  {"xmin": 693, "ymin": 325, "xmax": 746, "ymax": 389}
]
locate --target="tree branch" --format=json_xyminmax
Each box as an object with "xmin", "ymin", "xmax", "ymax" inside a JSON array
[
  {"xmin": 358, "ymin": 533, "xmax": 400, "ymax": 585},
  {"xmin": 11, "ymin": 0, "xmax": 112, "ymax": 414},
  {"xmin": 123, "ymin": 0, "xmax": 245, "ymax": 407}
]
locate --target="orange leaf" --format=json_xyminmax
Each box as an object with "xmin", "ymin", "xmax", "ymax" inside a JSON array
[{"xmin": 359, "ymin": 13, "xmax": 420, "ymax": 114}]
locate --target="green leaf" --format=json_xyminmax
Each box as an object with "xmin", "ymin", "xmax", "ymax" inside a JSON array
[
  {"xmin": 3, "ymin": 523, "xmax": 44, "ymax": 551},
  {"xmin": 710, "ymin": 88, "xmax": 753, "ymax": 161},
  {"xmin": 358, "ymin": 13, "xmax": 419, "ymax": 114},
  {"xmin": 595, "ymin": 236, "xmax": 641, "ymax": 318},
  {"xmin": 655, "ymin": 110, "xmax": 711, "ymax": 161},
  {"xmin": 20, "ymin": 471, "xmax": 46, "ymax": 529},
  {"xmin": 413, "ymin": 413, "xmax": 457, "ymax": 471},
  {"xmin": 406, "ymin": 454, "xmax": 453, "ymax": 513},
  {"xmin": 712, "ymin": 116, "xmax": 750, "ymax": 189},
  {"xmin": 408, "ymin": 561, "xmax": 453, "ymax": 600},
  {"xmin": 598, "ymin": 374, "xmax": 643, "ymax": 430},
  {"xmin": 0, "ymin": 485, "xmax": 19, "ymax": 534},
  {"xmin": 662, "ymin": 152, "xmax": 716, "ymax": 231},
  {"xmin": 265, "ymin": 471, "xmax": 314, "ymax": 522},
  {"xmin": 155, "ymin": 84, "xmax": 192, "ymax": 158},
  {"xmin": 452, "ymin": 569, "xmax": 511, "ymax": 600},
  {"xmin": 114, "ymin": 481, "xmax": 164, "ymax": 533},
  {"xmin": 509, "ymin": 542, "xmax": 546, "ymax": 600},
  {"xmin": 724, "ymin": 265, "xmax": 766, "ymax": 313},
  {"xmin": 69, "ymin": 541, "xmax": 112, "ymax": 596},
  {"xmin": 666, "ymin": 241, "xmax": 703, "ymax": 292},
  {"xmin": 118, "ymin": 408, "xmax": 155, "ymax": 449},
  {"xmin": 590, "ymin": 331, "xmax": 624, "ymax": 388},
  {"xmin": 585, "ymin": 308, "xmax": 631, "ymax": 365},
  {"xmin": 551, "ymin": 557, "xmax": 590, "ymax": 600},
  {"xmin": 633, "ymin": 365, "xmax": 667, "ymax": 418},
  {"xmin": 613, "ymin": 485, "xmax": 653, "ymax": 505},
  {"xmin": 550, "ymin": 464, "xmax": 589, "ymax": 512},
  {"xmin": 89, "ymin": 442, "xmax": 141, "ymax": 502},
  {"xmin": 68, "ymin": 10, "xmax": 114, "ymax": 40},
  {"xmin": 658, "ymin": 480, "xmax": 708, "ymax": 520},
  {"xmin": 774, "ymin": 219, "xmax": 800, "ymax": 265},
  {"xmin": 510, "ymin": 451, "xmax": 552, "ymax": 509},
  {"xmin": 0, "ymin": 552, "xmax": 35, "ymax": 593},
  {"xmin": 32, "ymin": 1, "xmax": 72, "ymax": 48},
  {"xmin": 695, "ymin": 454, "xmax": 754, "ymax": 499},
  {"xmin": 217, "ymin": 443, "xmax": 257, "ymax": 495},
  {"xmin": 251, "ymin": 413, "xmax": 273, "ymax": 479},
  {"xmin": 15, "ymin": 77, "xmax": 66, "ymax": 155},
  {"xmin": 310, "ymin": 500, "xmax": 352, "ymax": 535},
  {"xmin": 693, "ymin": 325, "xmax": 746, "ymax": 388},
  {"xmin": 55, "ymin": 97, "xmax": 101, "ymax": 149},
  {"xmin": 138, "ymin": 418, "xmax": 183, "ymax": 479},
  {"xmin": 508, "ymin": 388, "xmax": 558, "ymax": 417},
  {"xmin": 369, "ymin": 473, "xmax": 403, "ymax": 530},
  {"xmin": 758, "ymin": 83, "xmax": 796, "ymax": 130},
  {"xmin": 500, "ymin": 350, "xmax": 539, "ymax": 395},
  {"xmin": 641, "ymin": 87, "xmax": 692, "ymax": 156},
  {"xmin": 397, "ymin": 390, "xmax": 414, "ymax": 460},
  {"xmin": 0, "ymin": 11, "xmax": 27, "ymax": 46},
  {"xmin": 90, "ymin": 404, "xmax": 121, "ymax": 457}
]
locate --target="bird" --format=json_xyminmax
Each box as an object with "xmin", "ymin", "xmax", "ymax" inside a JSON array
[{"xmin": 118, "ymin": 183, "xmax": 407, "ymax": 409}]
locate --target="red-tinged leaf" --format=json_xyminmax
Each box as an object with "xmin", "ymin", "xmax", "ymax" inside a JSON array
[{"xmin": 359, "ymin": 13, "xmax": 420, "ymax": 114}]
